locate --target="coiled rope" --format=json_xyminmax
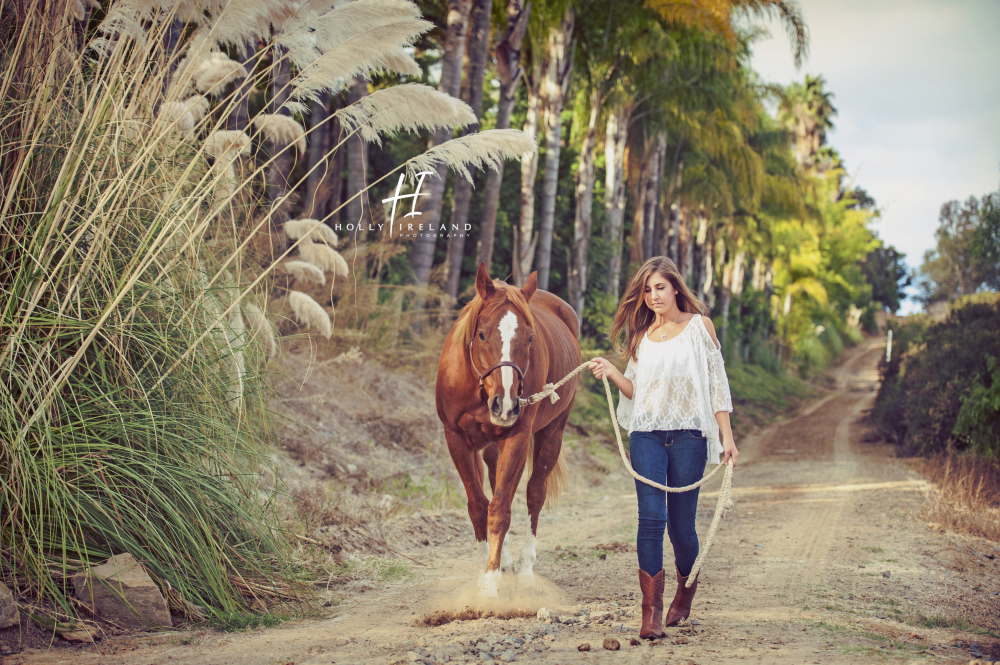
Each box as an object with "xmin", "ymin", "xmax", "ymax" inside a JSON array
[{"xmin": 519, "ymin": 360, "xmax": 735, "ymax": 588}]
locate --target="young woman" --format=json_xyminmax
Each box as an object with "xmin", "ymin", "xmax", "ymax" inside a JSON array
[{"xmin": 588, "ymin": 256, "xmax": 737, "ymax": 639}]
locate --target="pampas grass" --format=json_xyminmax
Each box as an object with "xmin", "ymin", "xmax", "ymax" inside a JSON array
[
  {"xmin": 274, "ymin": 0, "xmax": 428, "ymax": 104},
  {"xmin": 408, "ymin": 129, "xmax": 538, "ymax": 183},
  {"xmin": 205, "ymin": 130, "xmax": 252, "ymax": 161},
  {"xmin": 242, "ymin": 302, "xmax": 279, "ymax": 359},
  {"xmin": 336, "ymin": 83, "xmax": 476, "ymax": 145},
  {"xmin": 160, "ymin": 100, "xmax": 197, "ymax": 136},
  {"xmin": 282, "ymin": 260, "xmax": 326, "ymax": 286},
  {"xmin": 204, "ymin": 130, "xmax": 251, "ymax": 195},
  {"xmin": 253, "ymin": 113, "xmax": 307, "ymax": 154},
  {"xmin": 288, "ymin": 21, "xmax": 426, "ymax": 106},
  {"xmin": 194, "ymin": 52, "xmax": 250, "ymax": 96},
  {"xmin": 0, "ymin": 0, "xmax": 534, "ymax": 630},
  {"xmin": 160, "ymin": 96, "xmax": 210, "ymax": 137},
  {"xmin": 298, "ymin": 242, "xmax": 349, "ymax": 278},
  {"xmin": 284, "ymin": 219, "xmax": 339, "ymax": 245},
  {"xmin": 288, "ymin": 291, "xmax": 333, "ymax": 339},
  {"xmin": 69, "ymin": 0, "xmax": 101, "ymax": 22},
  {"xmin": 224, "ymin": 308, "xmax": 248, "ymax": 412},
  {"xmin": 184, "ymin": 96, "xmax": 211, "ymax": 123}
]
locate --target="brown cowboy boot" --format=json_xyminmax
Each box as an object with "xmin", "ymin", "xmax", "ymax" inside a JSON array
[
  {"xmin": 638, "ymin": 568, "xmax": 666, "ymax": 639},
  {"xmin": 665, "ymin": 564, "xmax": 699, "ymax": 626}
]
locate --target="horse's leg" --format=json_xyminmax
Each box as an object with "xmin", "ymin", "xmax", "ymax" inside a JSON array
[
  {"xmin": 479, "ymin": 432, "xmax": 531, "ymax": 598},
  {"xmin": 444, "ymin": 427, "xmax": 489, "ymax": 566},
  {"xmin": 482, "ymin": 442, "xmax": 499, "ymax": 493},
  {"xmin": 482, "ymin": 443, "xmax": 514, "ymax": 572},
  {"xmin": 519, "ymin": 407, "xmax": 571, "ymax": 584}
]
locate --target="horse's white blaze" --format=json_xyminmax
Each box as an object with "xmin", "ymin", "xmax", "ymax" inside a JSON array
[
  {"xmin": 498, "ymin": 311, "xmax": 518, "ymax": 413},
  {"xmin": 478, "ymin": 569, "xmax": 501, "ymax": 598},
  {"xmin": 518, "ymin": 516, "xmax": 536, "ymax": 579},
  {"xmin": 500, "ymin": 531, "xmax": 513, "ymax": 570}
]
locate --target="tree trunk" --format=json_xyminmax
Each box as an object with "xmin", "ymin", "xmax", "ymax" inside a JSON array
[
  {"xmin": 476, "ymin": 0, "xmax": 530, "ymax": 275},
  {"xmin": 568, "ymin": 90, "xmax": 599, "ymax": 320},
  {"xmin": 660, "ymin": 140, "xmax": 684, "ymax": 259},
  {"xmin": 266, "ymin": 47, "xmax": 293, "ymax": 232},
  {"xmin": 676, "ymin": 203, "xmax": 694, "ymax": 282},
  {"xmin": 305, "ymin": 93, "xmax": 331, "ymax": 219},
  {"xmin": 326, "ymin": 94, "xmax": 345, "ymax": 225},
  {"xmin": 162, "ymin": 19, "xmax": 186, "ymax": 93},
  {"xmin": 344, "ymin": 78, "xmax": 369, "ymax": 247},
  {"xmin": 719, "ymin": 239, "xmax": 745, "ymax": 346},
  {"xmin": 697, "ymin": 219, "xmax": 715, "ymax": 304},
  {"xmin": 227, "ymin": 42, "xmax": 257, "ymax": 132},
  {"xmin": 750, "ymin": 256, "xmax": 764, "ymax": 291},
  {"xmin": 646, "ymin": 135, "xmax": 665, "ymax": 258},
  {"xmin": 444, "ymin": 0, "xmax": 493, "ymax": 301},
  {"xmin": 693, "ymin": 208, "xmax": 709, "ymax": 299},
  {"xmin": 514, "ymin": 60, "xmax": 541, "ymax": 287},
  {"xmin": 534, "ymin": 8, "xmax": 574, "ymax": 291},
  {"xmin": 627, "ymin": 139, "xmax": 650, "ymax": 269},
  {"xmin": 603, "ymin": 104, "xmax": 630, "ymax": 298},
  {"xmin": 408, "ymin": 0, "xmax": 471, "ymax": 286}
]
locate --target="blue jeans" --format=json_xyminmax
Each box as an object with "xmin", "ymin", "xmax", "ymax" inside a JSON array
[{"xmin": 629, "ymin": 429, "xmax": 706, "ymax": 577}]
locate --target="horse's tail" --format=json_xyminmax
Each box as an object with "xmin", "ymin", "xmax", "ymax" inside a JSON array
[
  {"xmin": 545, "ymin": 448, "xmax": 567, "ymax": 509},
  {"xmin": 527, "ymin": 434, "xmax": 567, "ymax": 509}
]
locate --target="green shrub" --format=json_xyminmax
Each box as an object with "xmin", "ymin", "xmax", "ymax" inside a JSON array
[
  {"xmin": 873, "ymin": 302, "xmax": 1000, "ymax": 455},
  {"xmin": 953, "ymin": 355, "xmax": 1000, "ymax": 458},
  {"xmin": 749, "ymin": 336, "xmax": 781, "ymax": 374},
  {"xmin": 819, "ymin": 325, "xmax": 844, "ymax": 358},
  {"xmin": 793, "ymin": 334, "xmax": 829, "ymax": 378}
]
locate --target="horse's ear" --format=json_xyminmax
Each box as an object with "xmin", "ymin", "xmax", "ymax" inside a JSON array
[
  {"xmin": 521, "ymin": 271, "xmax": 538, "ymax": 302},
  {"xmin": 475, "ymin": 262, "xmax": 495, "ymax": 300}
]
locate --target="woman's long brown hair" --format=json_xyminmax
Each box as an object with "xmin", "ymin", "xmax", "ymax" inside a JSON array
[{"xmin": 608, "ymin": 257, "xmax": 708, "ymax": 362}]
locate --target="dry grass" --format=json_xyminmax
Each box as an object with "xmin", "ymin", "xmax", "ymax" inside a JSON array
[{"xmin": 916, "ymin": 454, "xmax": 1000, "ymax": 541}]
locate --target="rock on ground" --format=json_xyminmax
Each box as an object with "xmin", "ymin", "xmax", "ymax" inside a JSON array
[
  {"xmin": 71, "ymin": 553, "xmax": 171, "ymax": 629},
  {"xmin": 0, "ymin": 581, "xmax": 18, "ymax": 628}
]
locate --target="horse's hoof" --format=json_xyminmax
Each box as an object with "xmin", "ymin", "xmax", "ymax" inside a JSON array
[
  {"xmin": 516, "ymin": 572, "xmax": 536, "ymax": 588},
  {"xmin": 478, "ymin": 569, "xmax": 501, "ymax": 599}
]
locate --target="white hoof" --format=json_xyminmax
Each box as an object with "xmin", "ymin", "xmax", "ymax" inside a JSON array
[
  {"xmin": 518, "ymin": 524, "xmax": 537, "ymax": 583},
  {"xmin": 477, "ymin": 569, "xmax": 501, "ymax": 599},
  {"xmin": 500, "ymin": 532, "xmax": 514, "ymax": 571}
]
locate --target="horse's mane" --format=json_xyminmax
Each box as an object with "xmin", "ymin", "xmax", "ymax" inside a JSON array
[{"xmin": 455, "ymin": 280, "xmax": 536, "ymax": 345}]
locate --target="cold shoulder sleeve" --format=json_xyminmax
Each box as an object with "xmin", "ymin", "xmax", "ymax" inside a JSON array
[
  {"xmin": 704, "ymin": 329, "xmax": 733, "ymax": 414},
  {"xmin": 615, "ymin": 355, "xmax": 638, "ymax": 430}
]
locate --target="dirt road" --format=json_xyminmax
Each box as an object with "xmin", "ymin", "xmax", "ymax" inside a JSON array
[{"xmin": 9, "ymin": 339, "xmax": 1000, "ymax": 665}]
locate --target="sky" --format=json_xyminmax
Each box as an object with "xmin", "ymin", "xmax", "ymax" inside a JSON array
[{"xmin": 747, "ymin": 0, "xmax": 1000, "ymax": 313}]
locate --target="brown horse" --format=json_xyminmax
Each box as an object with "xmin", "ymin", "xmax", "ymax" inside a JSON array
[{"xmin": 435, "ymin": 262, "xmax": 581, "ymax": 597}]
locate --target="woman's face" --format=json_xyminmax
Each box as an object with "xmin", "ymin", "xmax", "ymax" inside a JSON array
[{"xmin": 644, "ymin": 272, "xmax": 676, "ymax": 313}]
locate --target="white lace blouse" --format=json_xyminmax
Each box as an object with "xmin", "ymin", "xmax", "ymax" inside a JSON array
[{"xmin": 615, "ymin": 315, "xmax": 734, "ymax": 464}]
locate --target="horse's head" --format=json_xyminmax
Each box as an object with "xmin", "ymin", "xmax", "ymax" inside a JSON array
[{"xmin": 469, "ymin": 262, "xmax": 538, "ymax": 428}]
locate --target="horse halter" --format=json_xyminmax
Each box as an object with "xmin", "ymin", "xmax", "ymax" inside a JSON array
[{"xmin": 468, "ymin": 330, "xmax": 531, "ymax": 405}]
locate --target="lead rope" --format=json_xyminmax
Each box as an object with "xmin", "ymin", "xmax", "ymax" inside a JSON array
[{"xmin": 519, "ymin": 360, "xmax": 735, "ymax": 588}]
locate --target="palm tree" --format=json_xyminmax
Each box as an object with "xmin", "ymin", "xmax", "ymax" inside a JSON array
[
  {"xmin": 533, "ymin": 7, "xmax": 575, "ymax": 291},
  {"xmin": 475, "ymin": 0, "xmax": 531, "ymax": 275},
  {"xmin": 345, "ymin": 78, "xmax": 369, "ymax": 246},
  {"xmin": 408, "ymin": 0, "xmax": 472, "ymax": 286},
  {"xmin": 568, "ymin": 0, "xmax": 671, "ymax": 317},
  {"xmin": 779, "ymin": 74, "xmax": 837, "ymax": 168},
  {"xmin": 444, "ymin": 0, "xmax": 493, "ymax": 300}
]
